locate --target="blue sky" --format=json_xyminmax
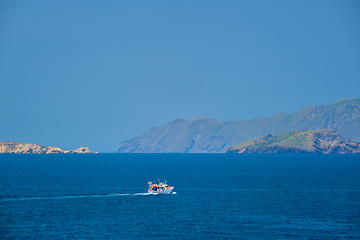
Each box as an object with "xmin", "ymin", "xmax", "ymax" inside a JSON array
[{"xmin": 1, "ymin": 1, "xmax": 359, "ymax": 152}]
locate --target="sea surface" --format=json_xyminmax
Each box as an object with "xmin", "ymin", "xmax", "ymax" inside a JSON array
[{"xmin": 1, "ymin": 154, "xmax": 359, "ymax": 239}]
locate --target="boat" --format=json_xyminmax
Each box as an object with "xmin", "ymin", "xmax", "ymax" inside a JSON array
[{"xmin": 148, "ymin": 179, "xmax": 174, "ymax": 194}]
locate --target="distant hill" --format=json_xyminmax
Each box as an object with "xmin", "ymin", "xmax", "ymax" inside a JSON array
[
  {"xmin": 116, "ymin": 97, "xmax": 360, "ymax": 153},
  {"xmin": 0, "ymin": 142, "xmax": 97, "ymax": 154},
  {"xmin": 226, "ymin": 129, "xmax": 360, "ymax": 154}
]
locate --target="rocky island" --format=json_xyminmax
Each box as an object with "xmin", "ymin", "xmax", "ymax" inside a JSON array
[
  {"xmin": 226, "ymin": 129, "xmax": 360, "ymax": 154},
  {"xmin": 0, "ymin": 142, "xmax": 97, "ymax": 154}
]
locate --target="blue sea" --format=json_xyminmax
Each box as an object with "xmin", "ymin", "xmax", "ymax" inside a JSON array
[{"xmin": 1, "ymin": 154, "xmax": 359, "ymax": 239}]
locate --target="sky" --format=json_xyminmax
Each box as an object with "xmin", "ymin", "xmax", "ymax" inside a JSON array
[{"xmin": 0, "ymin": 1, "xmax": 359, "ymax": 152}]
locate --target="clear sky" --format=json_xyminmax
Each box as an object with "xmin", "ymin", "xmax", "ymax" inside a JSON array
[{"xmin": 1, "ymin": 1, "xmax": 359, "ymax": 152}]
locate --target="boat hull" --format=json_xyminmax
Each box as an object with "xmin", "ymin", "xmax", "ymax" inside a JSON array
[{"xmin": 148, "ymin": 187, "xmax": 174, "ymax": 194}]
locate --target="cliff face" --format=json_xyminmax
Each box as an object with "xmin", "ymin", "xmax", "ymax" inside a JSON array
[
  {"xmin": 0, "ymin": 142, "xmax": 96, "ymax": 154},
  {"xmin": 116, "ymin": 97, "xmax": 360, "ymax": 153},
  {"xmin": 226, "ymin": 129, "xmax": 360, "ymax": 154}
]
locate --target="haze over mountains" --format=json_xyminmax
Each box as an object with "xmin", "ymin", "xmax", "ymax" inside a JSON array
[{"xmin": 116, "ymin": 98, "xmax": 360, "ymax": 153}]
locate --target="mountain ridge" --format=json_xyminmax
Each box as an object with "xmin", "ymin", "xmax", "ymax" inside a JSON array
[{"xmin": 116, "ymin": 97, "xmax": 360, "ymax": 153}]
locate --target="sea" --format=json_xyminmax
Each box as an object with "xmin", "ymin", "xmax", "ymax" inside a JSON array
[{"xmin": 1, "ymin": 154, "xmax": 359, "ymax": 239}]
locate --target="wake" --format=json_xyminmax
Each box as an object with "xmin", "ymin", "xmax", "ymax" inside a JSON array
[{"xmin": 1, "ymin": 192, "xmax": 176, "ymax": 202}]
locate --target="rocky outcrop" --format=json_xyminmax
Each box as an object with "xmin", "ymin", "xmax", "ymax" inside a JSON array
[
  {"xmin": 63, "ymin": 147, "xmax": 95, "ymax": 154},
  {"xmin": 116, "ymin": 97, "xmax": 360, "ymax": 153},
  {"xmin": 0, "ymin": 142, "xmax": 97, "ymax": 154},
  {"xmin": 226, "ymin": 129, "xmax": 360, "ymax": 154}
]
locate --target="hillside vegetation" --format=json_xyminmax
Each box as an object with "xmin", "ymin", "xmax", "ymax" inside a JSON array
[{"xmin": 227, "ymin": 129, "xmax": 360, "ymax": 154}]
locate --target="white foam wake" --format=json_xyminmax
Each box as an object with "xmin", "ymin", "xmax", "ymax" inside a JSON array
[{"xmin": 1, "ymin": 192, "xmax": 161, "ymax": 201}]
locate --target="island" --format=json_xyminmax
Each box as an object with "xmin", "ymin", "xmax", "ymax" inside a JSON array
[
  {"xmin": 226, "ymin": 129, "xmax": 360, "ymax": 154},
  {"xmin": 116, "ymin": 97, "xmax": 360, "ymax": 153},
  {"xmin": 0, "ymin": 142, "xmax": 97, "ymax": 154}
]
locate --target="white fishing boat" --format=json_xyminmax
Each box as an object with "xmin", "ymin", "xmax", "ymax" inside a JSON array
[{"xmin": 148, "ymin": 179, "xmax": 174, "ymax": 194}]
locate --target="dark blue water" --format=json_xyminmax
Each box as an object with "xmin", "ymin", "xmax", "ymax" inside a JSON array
[{"xmin": 1, "ymin": 154, "xmax": 359, "ymax": 239}]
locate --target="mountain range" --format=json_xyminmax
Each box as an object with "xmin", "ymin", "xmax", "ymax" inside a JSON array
[{"xmin": 116, "ymin": 97, "xmax": 360, "ymax": 153}]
